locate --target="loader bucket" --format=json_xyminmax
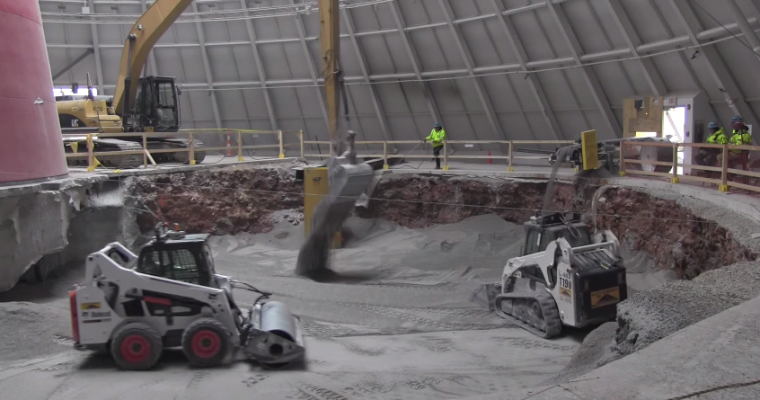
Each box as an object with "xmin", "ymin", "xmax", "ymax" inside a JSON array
[
  {"xmin": 469, "ymin": 282, "xmax": 501, "ymax": 312},
  {"xmin": 295, "ymin": 160, "xmax": 374, "ymax": 278}
]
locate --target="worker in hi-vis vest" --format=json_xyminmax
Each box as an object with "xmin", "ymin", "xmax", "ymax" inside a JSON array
[{"xmin": 424, "ymin": 122, "xmax": 446, "ymax": 170}]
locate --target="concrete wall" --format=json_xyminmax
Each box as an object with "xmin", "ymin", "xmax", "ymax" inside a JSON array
[{"xmin": 0, "ymin": 176, "xmax": 143, "ymax": 292}]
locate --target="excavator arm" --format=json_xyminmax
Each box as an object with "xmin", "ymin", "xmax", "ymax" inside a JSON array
[{"xmin": 112, "ymin": 0, "xmax": 194, "ymax": 116}]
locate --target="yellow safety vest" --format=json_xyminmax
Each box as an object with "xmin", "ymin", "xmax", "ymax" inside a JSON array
[
  {"xmin": 426, "ymin": 128, "xmax": 446, "ymax": 148},
  {"xmin": 729, "ymin": 131, "xmax": 748, "ymax": 154},
  {"xmin": 706, "ymin": 128, "xmax": 727, "ymax": 144}
]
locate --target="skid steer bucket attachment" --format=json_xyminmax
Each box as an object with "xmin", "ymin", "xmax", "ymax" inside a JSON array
[
  {"xmin": 469, "ymin": 282, "xmax": 501, "ymax": 312},
  {"xmin": 295, "ymin": 159, "xmax": 374, "ymax": 278}
]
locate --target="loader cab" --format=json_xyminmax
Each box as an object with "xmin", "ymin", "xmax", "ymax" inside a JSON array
[
  {"xmin": 522, "ymin": 212, "xmax": 592, "ymax": 256},
  {"xmin": 132, "ymin": 76, "xmax": 181, "ymax": 132},
  {"xmin": 135, "ymin": 225, "xmax": 217, "ymax": 287}
]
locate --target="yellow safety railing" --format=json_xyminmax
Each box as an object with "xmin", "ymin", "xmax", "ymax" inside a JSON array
[
  {"xmin": 61, "ymin": 129, "xmax": 760, "ymax": 195},
  {"xmin": 620, "ymin": 141, "xmax": 760, "ymax": 194},
  {"xmin": 301, "ymin": 139, "xmax": 573, "ymax": 171},
  {"xmin": 61, "ymin": 129, "xmax": 304, "ymax": 172}
]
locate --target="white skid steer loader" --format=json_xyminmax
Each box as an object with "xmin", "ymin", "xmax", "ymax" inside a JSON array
[
  {"xmin": 470, "ymin": 213, "xmax": 628, "ymax": 338},
  {"xmin": 69, "ymin": 223, "xmax": 305, "ymax": 370}
]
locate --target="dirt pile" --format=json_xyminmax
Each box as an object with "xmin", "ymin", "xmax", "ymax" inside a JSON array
[
  {"xmin": 126, "ymin": 170, "xmax": 755, "ymax": 280},
  {"xmin": 129, "ymin": 165, "xmax": 303, "ymax": 235},
  {"xmin": 355, "ymin": 175, "xmax": 577, "ymax": 227},
  {"xmin": 356, "ymin": 175, "xmax": 754, "ymax": 278},
  {"xmin": 595, "ymin": 188, "xmax": 756, "ymax": 278}
]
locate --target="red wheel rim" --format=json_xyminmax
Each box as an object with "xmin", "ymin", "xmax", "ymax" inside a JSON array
[
  {"xmin": 120, "ymin": 334, "xmax": 151, "ymax": 364},
  {"xmin": 191, "ymin": 330, "xmax": 221, "ymax": 359}
]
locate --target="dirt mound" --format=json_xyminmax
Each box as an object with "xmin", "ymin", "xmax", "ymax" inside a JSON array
[
  {"xmin": 0, "ymin": 301, "xmax": 72, "ymax": 362},
  {"xmin": 595, "ymin": 188, "xmax": 756, "ymax": 278},
  {"xmin": 614, "ymin": 260, "xmax": 760, "ymax": 358},
  {"xmin": 130, "ymin": 165, "xmax": 303, "ymax": 235}
]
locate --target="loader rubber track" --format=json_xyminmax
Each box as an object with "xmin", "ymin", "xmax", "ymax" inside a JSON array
[
  {"xmin": 64, "ymin": 138, "xmax": 143, "ymax": 169},
  {"xmin": 494, "ymin": 290, "xmax": 562, "ymax": 339}
]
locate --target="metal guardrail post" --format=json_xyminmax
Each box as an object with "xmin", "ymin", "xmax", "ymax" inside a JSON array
[
  {"xmin": 383, "ymin": 142, "xmax": 389, "ymax": 170},
  {"xmin": 142, "ymin": 133, "xmax": 148, "ymax": 168},
  {"xmin": 671, "ymin": 144, "xmax": 679, "ymax": 184},
  {"xmin": 508, "ymin": 141, "xmax": 514, "ymax": 172},
  {"xmin": 619, "ymin": 141, "xmax": 627, "ymax": 177},
  {"xmin": 278, "ymin": 129, "xmax": 285, "ymax": 159},
  {"xmin": 299, "ymin": 130, "xmax": 305, "ymax": 159},
  {"xmin": 237, "ymin": 130, "xmax": 244, "ymax": 162},
  {"xmin": 86, "ymin": 134, "xmax": 95, "ymax": 172},
  {"xmin": 443, "ymin": 140, "xmax": 449, "ymax": 171},
  {"xmin": 189, "ymin": 132, "xmax": 196, "ymax": 165},
  {"xmin": 720, "ymin": 144, "xmax": 730, "ymax": 192}
]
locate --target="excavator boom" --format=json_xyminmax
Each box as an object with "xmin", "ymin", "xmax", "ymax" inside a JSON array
[{"xmin": 112, "ymin": 0, "xmax": 194, "ymax": 116}]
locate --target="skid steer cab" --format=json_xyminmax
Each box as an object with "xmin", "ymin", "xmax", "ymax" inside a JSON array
[
  {"xmin": 68, "ymin": 222, "xmax": 305, "ymax": 371},
  {"xmin": 470, "ymin": 212, "xmax": 628, "ymax": 339}
]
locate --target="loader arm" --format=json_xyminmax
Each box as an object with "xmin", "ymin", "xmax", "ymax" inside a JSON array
[{"xmin": 112, "ymin": 0, "xmax": 194, "ymax": 116}]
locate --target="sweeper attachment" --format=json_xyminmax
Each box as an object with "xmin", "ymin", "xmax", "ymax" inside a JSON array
[
  {"xmin": 470, "ymin": 213, "xmax": 628, "ymax": 338},
  {"xmin": 69, "ymin": 224, "xmax": 305, "ymax": 370}
]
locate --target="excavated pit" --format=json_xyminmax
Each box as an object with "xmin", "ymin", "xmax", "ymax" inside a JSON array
[
  {"xmin": 132, "ymin": 168, "xmax": 759, "ymax": 365},
  {"xmin": 1, "ymin": 164, "xmax": 758, "ymax": 398}
]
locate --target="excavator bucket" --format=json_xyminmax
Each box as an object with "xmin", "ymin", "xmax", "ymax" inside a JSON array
[
  {"xmin": 295, "ymin": 159, "xmax": 374, "ymax": 278},
  {"xmin": 469, "ymin": 282, "xmax": 501, "ymax": 312}
]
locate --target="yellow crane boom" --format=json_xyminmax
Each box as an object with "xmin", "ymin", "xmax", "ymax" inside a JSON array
[
  {"xmin": 319, "ymin": 0, "xmax": 341, "ymax": 155},
  {"xmin": 112, "ymin": 0, "xmax": 194, "ymax": 116}
]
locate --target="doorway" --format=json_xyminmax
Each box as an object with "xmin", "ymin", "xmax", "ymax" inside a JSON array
[{"xmin": 663, "ymin": 106, "xmax": 687, "ymax": 175}]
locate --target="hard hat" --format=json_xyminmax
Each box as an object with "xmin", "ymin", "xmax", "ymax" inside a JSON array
[
  {"xmin": 708, "ymin": 121, "xmax": 719, "ymax": 129},
  {"xmin": 434, "ymin": 122, "xmax": 442, "ymax": 129},
  {"xmin": 732, "ymin": 115, "xmax": 743, "ymax": 123}
]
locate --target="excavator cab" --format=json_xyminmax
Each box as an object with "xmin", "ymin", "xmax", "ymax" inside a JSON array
[{"xmin": 132, "ymin": 76, "xmax": 181, "ymax": 132}]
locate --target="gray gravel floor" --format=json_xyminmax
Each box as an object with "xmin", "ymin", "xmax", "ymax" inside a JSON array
[{"xmin": 553, "ymin": 184, "xmax": 760, "ymax": 383}]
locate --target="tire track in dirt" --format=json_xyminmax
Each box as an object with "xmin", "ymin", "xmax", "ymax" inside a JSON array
[
  {"xmin": 294, "ymin": 382, "xmax": 352, "ymax": 400},
  {"xmin": 336, "ymin": 302, "xmax": 510, "ymax": 331}
]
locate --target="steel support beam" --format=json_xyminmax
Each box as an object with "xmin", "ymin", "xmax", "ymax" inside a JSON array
[
  {"xmin": 52, "ymin": 48, "xmax": 94, "ymax": 81},
  {"xmin": 240, "ymin": 0, "xmax": 278, "ymax": 130},
  {"xmin": 87, "ymin": 0, "xmax": 107, "ymax": 91},
  {"xmin": 191, "ymin": 2, "xmax": 223, "ymax": 128},
  {"xmin": 724, "ymin": 0, "xmax": 760, "ymax": 54},
  {"xmin": 290, "ymin": 0, "xmax": 330, "ymax": 137},
  {"xmin": 668, "ymin": 0, "xmax": 759, "ymax": 129},
  {"xmin": 646, "ymin": 0, "xmax": 719, "ymax": 122},
  {"xmin": 605, "ymin": 0, "xmax": 668, "ymax": 96},
  {"xmin": 341, "ymin": 8, "xmax": 395, "ymax": 147},
  {"xmin": 489, "ymin": 0, "xmax": 561, "ymax": 141},
  {"xmin": 438, "ymin": 0, "xmax": 505, "ymax": 149},
  {"xmin": 388, "ymin": 0, "xmax": 442, "ymax": 130},
  {"xmin": 545, "ymin": 1, "xmax": 620, "ymax": 137}
]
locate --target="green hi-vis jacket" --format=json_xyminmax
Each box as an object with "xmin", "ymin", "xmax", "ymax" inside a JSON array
[
  {"xmin": 426, "ymin": 128, "xmax": 446, "ymax": 148},
  {"xmin": 706, "ymin": 128, "xmax": 727, "ymax": 145},
  {"xmin": 729, "ymin": 128, "xmax": 752, "ymax": 154}
]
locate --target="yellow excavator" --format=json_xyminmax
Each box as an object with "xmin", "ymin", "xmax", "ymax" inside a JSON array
[{"xmin": 58, "ymin": 0, "xmax": 205, "ymax": 169}]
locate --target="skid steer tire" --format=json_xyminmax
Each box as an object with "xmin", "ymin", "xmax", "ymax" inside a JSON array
[
  {"xmin": 110, "ymin": 322, "xmax": 163, "ymax": 371},
  {"xmin": 182, "ymin": 318, "xmax": 231, "ymax": 367}
]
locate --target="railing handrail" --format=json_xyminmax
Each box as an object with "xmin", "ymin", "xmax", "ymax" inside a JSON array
[{"xmin": 63, "ymin": 129, "xmax": 759, "ymax": 195}]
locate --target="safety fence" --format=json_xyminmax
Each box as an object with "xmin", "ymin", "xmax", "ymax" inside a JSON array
[
  {"xmin": 62, "ymin": 128, "xmax": 301, "ymax": 171},
  {"xmin": 301, "ymin": 139, "xmax": 574, "ymax": 172},
  {"xmin": 621, "ymin": 141, "xmax": 760, "ymax": 194},
  {"xmin": 62, "ymin": 129, "xmax": 759, "ymax": 194}
]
